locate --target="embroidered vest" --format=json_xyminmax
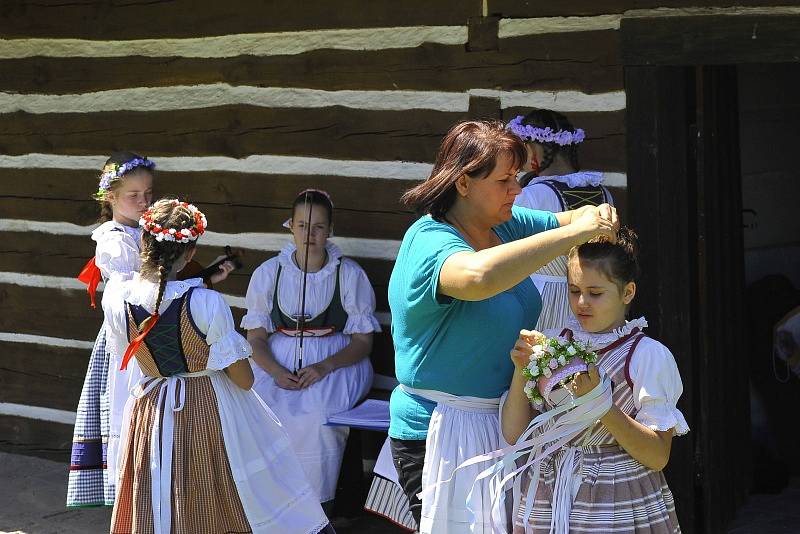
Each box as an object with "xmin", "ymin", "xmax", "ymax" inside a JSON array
[
  {"xmin": 270, "ymin": 262, "xmax": 349, "ymax": 337},
  {"xmin": 539, "ymin": 179, "xmax": 611, "ymax": 211},
  {"xmin": 126, "ymin": 288, "xmax": 209, "ymax": 377}
]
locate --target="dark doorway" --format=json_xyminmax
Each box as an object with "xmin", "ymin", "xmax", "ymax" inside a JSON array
[{"xmin": 622, "ymin": 12, "xmax": 800, "ymax": 534}]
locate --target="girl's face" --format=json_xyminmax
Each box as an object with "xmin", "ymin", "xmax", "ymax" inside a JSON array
[
  {"xmin": 290, "ymin": 202, "xmax": 332, "ymax": 253},
  {"xmin": 107, "ymin": 170, "xmax": 154, "ymax": 226},
  {"xmin": 567, "ymin": 257, "xmax": 636, "ymax": 334},
  {"xmin": 460, "ymin": 151, "xmax": 521, "ymax": 226}
]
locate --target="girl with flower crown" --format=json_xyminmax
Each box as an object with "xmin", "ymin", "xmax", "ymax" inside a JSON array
[
  {"xmin": 241, "ymin": 189, "xmax": 381, "ymax": 514},
  {"xmin": 102, "ymin": 198, "xmax": 333, "ymax": 534},
  {"xmin": 508, "ymin": 110, "xmax": 615, "ymax": 332},
  {"xmin": 67, "ymin": 152, "xmax": 156, "ymax": 508},
  {"xmin": 67, "ymin": 153, "xmax": 235, "ymax": 509},
  {"xmin": 501, "ymin": 228, "xmax": 688, "ymax": 533}
]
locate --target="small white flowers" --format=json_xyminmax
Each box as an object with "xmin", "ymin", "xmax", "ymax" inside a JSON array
[{"xmin": 521, "ymin": 331, "xmax": 599, "ymax": 407}]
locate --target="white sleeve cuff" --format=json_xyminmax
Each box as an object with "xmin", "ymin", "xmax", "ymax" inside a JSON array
[
  {"xmin": 636, "ymin": 400, "xmax": 690, "ymax": 436},
  {"xmin": 207, "ymin": 330, "xmax": 253, "ymax": 370},
  {"xmin": 240, "ymin": 312, "xmax": 275, "ymax": 333},
  {"xmin": 343, "ymin": 314, "xmax": 381, "ymax": 335}
]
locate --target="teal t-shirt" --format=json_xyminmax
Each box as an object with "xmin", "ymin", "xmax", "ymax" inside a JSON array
[{"xmin": 388, "ymin": 206, "xmax": 560, "ymax": 440}]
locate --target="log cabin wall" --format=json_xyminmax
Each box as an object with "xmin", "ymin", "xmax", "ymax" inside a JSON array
[
  {"xmin": 0, "ymin": 3, "xmax": 790, "ymax": 519},
  {"xmin": 0, "ymin": 0, "xmax": 629, "ymax": 458}
]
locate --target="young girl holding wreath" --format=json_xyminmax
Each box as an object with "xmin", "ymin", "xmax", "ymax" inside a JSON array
[
  {"xmin": 509, "ymin": 110, "xmax": 615, "ymax": 332},
  {"xmin": 500, "ymin": 228, "xmax": 688, "ymax": 533},
  {"xmin": 102, "ymin": 198, "xmax": 333, "ymax": 534}
]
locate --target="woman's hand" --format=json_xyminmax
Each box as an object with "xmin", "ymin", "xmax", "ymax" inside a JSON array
[
  {"xmin": 571, "ymin": 204, "xmax": 619, "ymax": 243},
  {"xmin": 208, "ymin": 257, "xmax": 237, "ymax": 284},
  {"xmin": 510, "ymin": 329, "xmax": 545, "ymax": 370},
  {"xmin": 270, "ymin": 365, "xmax": 301, "ymax": 390},
  {"xmin": 569, "ymin": 363, "xmax": 601, "ymax": 397},
  {"xmin": 296, "ymin": 361, "xmax": 332, "ymax": 389}
]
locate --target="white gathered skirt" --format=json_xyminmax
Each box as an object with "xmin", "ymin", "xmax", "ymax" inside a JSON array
[
  {"xmin": 252, "ymin": 332, "xmax": 373, "ymax": 502},
  {"xmin": 421, "ymin": 403, "xmax": 505, "ymax": 534}
]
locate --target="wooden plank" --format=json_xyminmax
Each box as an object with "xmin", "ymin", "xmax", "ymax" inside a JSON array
[
  {"xmin": 0, "ymin": 1, "xmax": 480, "ymax": 38},
  {"xmin": 0, "ymin": 32, "xmax": 622, "ymax": 94},
  {"xmin": 0, "ymin": 342, "xmax": 87, "ymax": 412},
  {"xmin": 621, "ymin": 13, "xmax": 800, "ymax": 65},
  {"xmin": 0, "ymin": 168, "xmax": 416, "ymax": 213},
  {"xmin": 693, "ymin": 65, "xmax": 750, "ymax": 532},
  {"xmin": 0, "ymin": 198, "xmax": 416, "ymax": 242},
  {"xmin": 502, "ymin": 109, "xmax": 627, "ymax": 172},
  {"xmin": 0, "ymin": 108, "xmax": 628, "ymax": 172},
  {"xmin": 0, "ymin": 284, "xmax": 104, "ymax": 341},
  {"xmin": 0, "ymin": 415, "xmax": 72, "ymax": 462},
  {"xmin": 0, "ymin": 233, "xmax": 395, "ymax": 308},
  {"xmin": 0, "ymin": 106, "xmax": 459, "ymax": 163},
  {"xmin": 625, "ymin": 65, "xmax": 696, "ymax": 533},
  {"xmin": 489, "ymin": 0, "xmax": 788, "ymax": 17}
]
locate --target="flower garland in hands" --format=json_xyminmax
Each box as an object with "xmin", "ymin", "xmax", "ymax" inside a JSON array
[
  {"xmin": 521, "ymin": 332, "xmax": 598, "ymax": 409},
  {"xmin": 139, "ymin": 200, "xmax": 207, "ymax": 243}
]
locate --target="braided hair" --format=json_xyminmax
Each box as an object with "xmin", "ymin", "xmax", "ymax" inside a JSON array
[
  {"xmin": 518, "ymin": 110, "xmax": 581, "ymax": 187},
  {"xmin": 137, "ymin": 199, "xmax": 198, "ymax": 328}
]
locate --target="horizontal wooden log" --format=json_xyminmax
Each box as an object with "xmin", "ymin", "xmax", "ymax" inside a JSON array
[
  {"xmin": 0, "ymin": 198, "xmax": 416, "ymax": 242},
  {"xmin": 0, "ymin": 32, "xmax": 622, "ymax": 94},
  {"xmin": 0, "ymin": 108, "xmax": 627, "ymax": 172},
  {"xmin": 488, "ymin": 0, "xmax": 787, "ymax": 17},
  {"xmin": 621, "ymin": 13, "xmax": 800, "ymax": 65},
  {"xmin": 0, "ymin": 341, "xmax": 87, "ymax": 412},
  {"xmin": 0, "ymin": 415, "xmax": 72, "ymax": 462},
  {"xmin": 0, "ymin": 284, "xmax": 104, "ymax": 341},
  {"xmin": 0, "ymin": 106, "xmax": 457, "ymax": 163},
  {"xmin": 0, "ymin": 231, "xmax": 395, "ymax": 307},
  {"xmin": 0, "ymin": 1, "xmax": 479, "ymax": 38},
  {"xmin": 0, "ymin": 168, "xmax": 415, "ymax": 213},
  {"xmin": 0, "ymin": 280, "xmax": 394, "ymax": 344}
]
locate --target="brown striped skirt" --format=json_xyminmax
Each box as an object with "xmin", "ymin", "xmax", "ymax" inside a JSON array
[
  {"xmin": 514, "ymin": 445, "xmax": 681, "ymax": 534},
  {"xmin": 111, "ymin": 375, "xmax": 251, "ymax": 534}
]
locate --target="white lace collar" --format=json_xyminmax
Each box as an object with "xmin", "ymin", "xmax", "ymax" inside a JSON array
[
  {"xmin": 277, "ymin": 241, "xmax": 343, "ymax": 280},
  {"xmin": 562, "ymin": 316, "xmax": 648, "ymax": 348},
  {"xmin": 125, "ymin": 274, "xmax": 204, "ymax": 314},
  {"xmin": 532, "ymin": 171, "xmax": 604, "ymax": 188},
  {"xmin": 92, "ymin": 220, "xmax": 142, "ymax": 244}
]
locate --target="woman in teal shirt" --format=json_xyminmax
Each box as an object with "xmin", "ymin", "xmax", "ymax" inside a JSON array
[{"xmin": 388, "ymin": 120, "xmax": 617, "ymax": 533}]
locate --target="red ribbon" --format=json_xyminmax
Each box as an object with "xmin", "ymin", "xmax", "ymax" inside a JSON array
[
  {"xmin": 120, "ymin": 313, "xmax": 160, "ymax": 370},
  {"xmin": 77, "ymin": 257, "xmax": 102, "ymax": 308}
]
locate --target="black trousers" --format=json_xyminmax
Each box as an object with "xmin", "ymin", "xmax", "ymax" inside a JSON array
[{"xmin": 389, "ymin": 437, "xmax": 426, "ymax": 529}]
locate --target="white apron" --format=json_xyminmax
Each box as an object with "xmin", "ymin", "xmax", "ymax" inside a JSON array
[{"xmin": 401, "ymin": 385, "xmax": 506, "ymax": 534}]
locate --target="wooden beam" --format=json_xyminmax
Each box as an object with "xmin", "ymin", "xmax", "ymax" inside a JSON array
[
  {"xmin": 621, "ymin": 13, "xmax": 800, "ymax": 65},
  {"xmin": 625, "ymin": 65, "xmax": 697, "ymax": 533}
]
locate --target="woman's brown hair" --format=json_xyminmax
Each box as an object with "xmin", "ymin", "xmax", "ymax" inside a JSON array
[{"xmin": 401, "ymin": 120, "xmax": 527, "ymax": 221}]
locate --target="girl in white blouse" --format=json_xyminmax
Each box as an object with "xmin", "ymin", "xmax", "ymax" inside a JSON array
[
  {"xmin": 502, "ymin": 227, "xmax": 688, "ymax": 533},
  {"xmin": 242, "ymin": 189, "xmax": 381, "ymax": 512},
  {"xmin": 509, "ymin": 109, "xmax": 615, "ymax": 333}
]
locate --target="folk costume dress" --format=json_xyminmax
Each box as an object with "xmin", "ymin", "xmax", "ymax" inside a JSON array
[
  {"xmin": 508, "ymin": 318, "xmax": 689, "ymax": 534},
  {"xmin": 242, "ymin": 242, "xmax": 380, "ymax": 504},
  {"xmin": 103, "ymin": 275, "xmax": 331, "ymax": 534},
  {"xmin": 67, "ymin": 220, "xmax": 143, "ymax": 507},
  {"xmin": 514, "ymin": 171, "xmax": 614, "ymax": 331}
]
